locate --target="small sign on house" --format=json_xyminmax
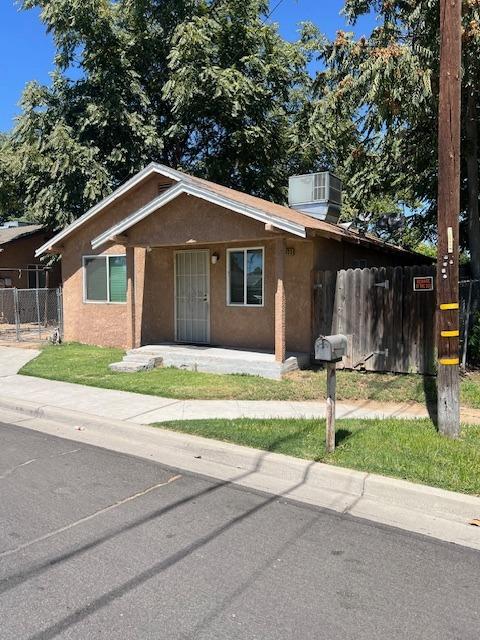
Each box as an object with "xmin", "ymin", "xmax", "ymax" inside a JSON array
[{"xmin": 413, "ymin": 276, "xmax": 434, "ymax": 292}]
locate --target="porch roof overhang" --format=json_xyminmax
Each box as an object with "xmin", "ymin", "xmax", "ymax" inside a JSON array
[{"xmin": 91, "ymin": 181, "xmax": 307, "ymax": 250}]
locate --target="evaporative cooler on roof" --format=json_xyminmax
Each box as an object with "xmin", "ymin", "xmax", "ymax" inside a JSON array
[{"xmin": 288, "ymin": 172, "xmax": 342, "ymax": 223}]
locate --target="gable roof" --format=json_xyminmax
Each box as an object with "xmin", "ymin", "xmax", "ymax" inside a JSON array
[
  {"xmin": 36, "ymin": 162, "xmax": 416, "ymax": 257},
  {"xmin": 0, "ymin": 224, "xmax": 44, "ymax": 247},
  {"xmin": 35, "ymin": 164, "xmax": 182, "ymax": 257},
  {"xmin": 91, "ymin": 180, "xmax": 308, "ymax": 250}
]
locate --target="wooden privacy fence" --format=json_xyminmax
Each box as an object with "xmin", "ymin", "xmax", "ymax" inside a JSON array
[{"xmin": 312, "ymin": 266, "xmax": 437, "ymax": 375}]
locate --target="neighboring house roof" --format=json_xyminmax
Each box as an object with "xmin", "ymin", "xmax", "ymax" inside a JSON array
[
  {"xmin": 0, "ymin": 224, "xmax": 44, "ymax": 247},
  {"xmin": 35, "ymin": 163, "xmax": 417, "ymax": 258}
]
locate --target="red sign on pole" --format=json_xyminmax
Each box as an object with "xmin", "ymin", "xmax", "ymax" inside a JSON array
[{"xmin": 413, "ymin": 276, "xmax": 434, "ymax": 292}]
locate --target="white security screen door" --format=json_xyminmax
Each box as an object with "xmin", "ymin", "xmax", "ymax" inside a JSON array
[{"xmin": 175, "ymin": 250, "xmax": 210, "ymax": 343}]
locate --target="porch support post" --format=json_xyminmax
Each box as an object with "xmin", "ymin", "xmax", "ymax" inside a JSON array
[
  {"xmin": 274, "ymin": 237, "xmax": 286, "ymax": 363},
  {"xmin": 126, "ymin": 246, "xmax": 136, "ymax": 350}
]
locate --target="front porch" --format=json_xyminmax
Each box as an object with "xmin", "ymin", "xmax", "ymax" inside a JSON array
[
  {"xmin": 121, "ymin": 231, "xmax": 311, "ymax": 365},
  {"xmin": 110, "ymin": 343, "xmax": 311, "ymax": 380}
]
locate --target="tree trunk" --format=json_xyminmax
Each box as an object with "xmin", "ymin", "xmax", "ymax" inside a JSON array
[{"xmin": 465, "ymin": 90, "xmax": 480, "ymax": 280}]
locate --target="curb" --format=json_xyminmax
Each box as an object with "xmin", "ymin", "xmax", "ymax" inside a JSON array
[{"xmin": 2, "ymin": 395, "xmax": 480, "ymax": 550}]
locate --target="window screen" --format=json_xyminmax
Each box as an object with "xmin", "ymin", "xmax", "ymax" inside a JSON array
[
  {"xmin": 246, "ymin": 249, "xmax": 263, "ymax": 305},
  {"xmin": 85, "ymin": 257, "xmax": 108, "ymax": 301},
  {"xmin": 108, "ymin": 256, "xmax": 127, "ymax": 302}
]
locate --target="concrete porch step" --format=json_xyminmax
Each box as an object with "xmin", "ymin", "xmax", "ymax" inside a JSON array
[
  {"xmin": 109, "ymin": 353, "xmax": 163, "ymax": 373},
  {"xmin": 123, "ymin": 354, "xmax": 164, "ymax": 366},
  {"xmin": 122, "ymin": 344, "xmax": 311, "ymax": 379}
]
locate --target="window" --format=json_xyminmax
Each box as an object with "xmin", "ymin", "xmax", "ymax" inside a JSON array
[
  {"xmin": 227, "ymin": 248, "xmax": 264, "ymax": 306},
  {"xmin": 83, "ymin": 255, "xmax": 126, "ymax": 303},
  {"xmin": 28, "ymin": 265, "xmax": 47, "ymax": 289}
]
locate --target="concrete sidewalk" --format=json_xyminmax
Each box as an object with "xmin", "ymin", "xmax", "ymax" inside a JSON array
[
  {"xmin": 0, "ymin": 372, "xmax": 462, "ymax": 424},
  {"xmin": 2, "ymin": 346, "xmax": 479, "ymax": 424},
  {"xmin": 0, "ymin": 346, "xmax": 40, "ymax": 377}
]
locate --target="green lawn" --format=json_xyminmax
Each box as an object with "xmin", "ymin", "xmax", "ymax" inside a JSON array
[
  {"xmin": 156, "ymin": 418, "xmax": 480, "ymax": 495},
  {"xmin": 19, "ymin": 342, "xmax": 480, "ymax": 407}
]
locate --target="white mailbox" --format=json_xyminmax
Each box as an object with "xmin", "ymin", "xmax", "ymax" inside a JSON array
[{"xmin": 315, "ymin": 334, "xmax": 348, "ymax": 362}]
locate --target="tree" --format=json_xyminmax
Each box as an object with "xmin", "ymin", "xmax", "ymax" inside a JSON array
[
  {"xmin": 4, "ymin": 0, "xmax": 311, "ymax": 230},
  {"xmin": 306, "ymin": 0, "xmax": 480, "ymax": 277},
  {"xmin": 0, "ymin": 133, "xmax": 25, "ymax": 220}
]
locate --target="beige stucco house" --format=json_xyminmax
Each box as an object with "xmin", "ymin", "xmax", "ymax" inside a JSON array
[{"xmin": 36, "ymin": 163, "xmax": 425, "ymax": 376}]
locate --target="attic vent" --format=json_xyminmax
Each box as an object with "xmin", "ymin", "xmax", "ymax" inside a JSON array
[
  {"xmin": 288, "ymin": 172, "xmax": 342, "ymax": 223},
  {"xmin": 158, "ymin": 181, "xmax": 172, "ymax": 195}
]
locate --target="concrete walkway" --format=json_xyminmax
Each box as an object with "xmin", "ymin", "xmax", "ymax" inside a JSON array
[
  {"xmin": 2, "ymin": 346, "xmax": 479, "ymax": 424},
  {"xmin": 2, "ymin": 373, "xmax": 480, "ymax": 425},
  {"xmin": 0, "ymin": 345, "xmax": 40, "ymax": 377}
]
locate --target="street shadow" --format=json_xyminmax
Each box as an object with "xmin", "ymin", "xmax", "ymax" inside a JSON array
[
  {"xmin": 261, "ymin": 422, "xmax": 352, "ymax": 461},
  {"xmin": 0, "ymin": 432, "xmax": 344, "ymax": 640},
  {"xmin": 187, "ymin": 510, "xmax": 322, "ymax": 638}
]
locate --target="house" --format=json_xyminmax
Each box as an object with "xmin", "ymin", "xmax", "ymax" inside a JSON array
[
  {"xmin": 0, "ymin": 222, "xmax": 61, "ymax": 289},
  {"xmin": 35, "ymin": 164, "xmax": 428, "ymax": 377}
]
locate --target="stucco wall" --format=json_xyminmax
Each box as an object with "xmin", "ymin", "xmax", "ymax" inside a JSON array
[
  {"xmin": 138, "ymin": 239, "xmax": 314, "ymax": 353},
  {"xmin": 285, "ymin": 240, "xmax": 314, "ymax": 353},
  {"xmin": 61, "ymin": 175, "xmax": 159, "ymax": 347},
  {"xmin": 140, "ymin": 241, "xmax": 276, "ymax": 351},
  {"xmin": 128, "ymin": 193, "xmax": 275, "ymax": 246}
]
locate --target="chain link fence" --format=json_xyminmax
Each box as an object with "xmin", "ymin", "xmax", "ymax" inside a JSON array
[{"xmin": 0, "ymin": 288, "xmax": 63, "ymax": 342}]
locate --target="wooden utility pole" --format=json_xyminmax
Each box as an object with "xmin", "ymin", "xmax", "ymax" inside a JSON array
[{"xmin": 436, "ymin": 0, "xmax": 462, "ymax": 437}]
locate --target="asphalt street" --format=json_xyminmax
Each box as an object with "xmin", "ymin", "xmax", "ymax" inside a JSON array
[{"xmin": 1, "ymin": 421, "xmax": 479, "ymax": 640}]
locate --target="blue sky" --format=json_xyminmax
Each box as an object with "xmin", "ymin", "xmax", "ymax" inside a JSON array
[{"xmin": 0, "ymin": 0, "xmax": 376, "ymax": 133}]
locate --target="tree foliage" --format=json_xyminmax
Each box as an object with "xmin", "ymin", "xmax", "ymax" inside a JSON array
[
  {"xmin": 308, "ymin": 0, "xmax": 480, "ymax": 272},
  {"xmin": 3, "ymin": 0, "xmax": 479, "ymax": 268},
  {"xmin": 0, "ymin": 133, "xmax": 25, "ymax": 221},
  {"xmin": 4, "ymin": 0, "xmax": 312, "ymax": 229}
]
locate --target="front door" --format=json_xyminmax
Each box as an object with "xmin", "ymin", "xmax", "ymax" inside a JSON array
[{"xmin": 175, "ymin": 250, "xmax": 210, "ymax": 343}]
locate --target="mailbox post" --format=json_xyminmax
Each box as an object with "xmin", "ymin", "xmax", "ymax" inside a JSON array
[{"xmin": 315, "ymin": 335, "xmax": 348, "ymax": 453}]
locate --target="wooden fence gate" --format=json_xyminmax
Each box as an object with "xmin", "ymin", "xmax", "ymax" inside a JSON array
[{"xmin": 312, "ymin": 266, "xmax": 437, "ymax": 374}]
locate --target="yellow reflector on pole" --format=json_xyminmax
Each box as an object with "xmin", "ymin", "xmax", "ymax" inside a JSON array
[
  {"xmin": 438, "ymin": 357, "xmax": 460, "ymax": 365},
  {"xmin": 439, "ymin": 303, "xmax": 459, "ymax": 310}
]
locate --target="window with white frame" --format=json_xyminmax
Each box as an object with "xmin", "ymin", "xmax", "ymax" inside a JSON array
[
  {"xmin": 83, "ymin": 255, "xmax": 127, "ymax": 303},
  {"xmin": 227, "ymin": 248, "xmax": 264, "ymax": 306}
]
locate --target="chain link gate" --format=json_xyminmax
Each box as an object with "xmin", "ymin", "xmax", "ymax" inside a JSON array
[{"xmin": 0, "ymin": 288, "xmax": 63, "ymax": 342}]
